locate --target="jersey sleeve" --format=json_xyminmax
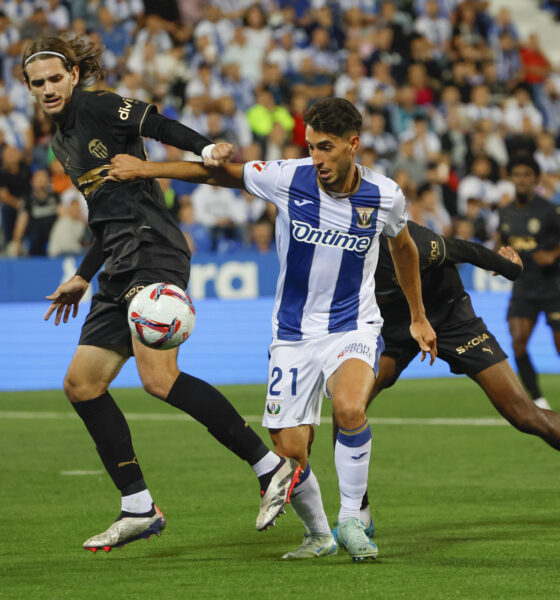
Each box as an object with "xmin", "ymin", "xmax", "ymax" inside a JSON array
[
  {"xmin": 82, "ymin": 91, "xmax": 154, "ymax": 138},
  {"xmin": 406, "ymin": 221, "xmax": 445, "ymax": 269},
  {"xmin": 442, "ymin": 236, "xmax": 522, "ymax": 280},
  {"xmin": 242, "ymin": 160, "xmax": 283, "ymax": 205},
  {"xmin": 382, "ymin": 185, "xmax": 408, "ymax": 238}
]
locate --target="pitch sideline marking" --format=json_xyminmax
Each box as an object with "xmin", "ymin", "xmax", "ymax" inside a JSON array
[{"xmin": 0, "ymin": 411, "xmax": 509, "ymax": 427}]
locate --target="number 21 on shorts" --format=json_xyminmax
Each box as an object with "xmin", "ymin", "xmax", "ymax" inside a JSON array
[{"xmin": 269, "ymin": 367, "xmax": 298, "ymax": 396}]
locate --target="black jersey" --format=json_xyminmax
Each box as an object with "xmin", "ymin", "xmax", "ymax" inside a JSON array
[
  {"xmin": 376, "ymin": 221, "xmax": 522, "ymax": 329},
  {"xmin": 498, "ymin": 195, "xmax": 560, "ymax": 299},
  {"xmin": 51, "ymin": 87, "xmax": 190, "ymax": 299}
]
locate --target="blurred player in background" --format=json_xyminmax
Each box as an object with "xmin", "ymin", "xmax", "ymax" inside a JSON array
[
  {"xmin": 498, "ymin": 153, "xmax": 560, "ymax": 411},
  {"xmin": 332, "ymin": 221, "xmax": 560, "ymax": 541},
  {"xmin": 23, "ymin": 35, "xmax": 300, "ymax": 552},
  {"xmin": 108, "ymin": 97, "xmax": 438, "ymax": 562}
]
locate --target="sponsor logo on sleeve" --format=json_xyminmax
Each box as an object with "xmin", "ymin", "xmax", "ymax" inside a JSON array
[{"xmin": 118, "ymin": 97, "xmax": 134, "ymax": 120}]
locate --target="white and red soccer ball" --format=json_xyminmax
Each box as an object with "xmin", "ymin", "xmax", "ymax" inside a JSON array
[{"xmin": 128, "ymin": 283, "xmax": 196, "ymax": 350}]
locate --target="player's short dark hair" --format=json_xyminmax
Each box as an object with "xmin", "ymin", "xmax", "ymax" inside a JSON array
[
  {"xmin": 22, "ymin": 34, "xmax": 104, "ymax": 88},
  {"xmin": 507, "ymin": 152, "xmax": 541, "ymax": 177},
  {"xmin": 304, "ymin": 97, "xmax": 362, "ymax": 137}
]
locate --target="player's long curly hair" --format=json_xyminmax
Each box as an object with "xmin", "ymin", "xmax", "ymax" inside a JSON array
[
  {"xmin": 22, "ymin": 34, "xmax": 104, "ymax": 88},
  {"xmin": 304, "ymin": 97, "xmax": 362, "ymax": 137}
]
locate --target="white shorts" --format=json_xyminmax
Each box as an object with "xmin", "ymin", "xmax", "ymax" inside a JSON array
[{"xmin": 262, "ymin": 325, "xmax": 384, "ymax": 429}]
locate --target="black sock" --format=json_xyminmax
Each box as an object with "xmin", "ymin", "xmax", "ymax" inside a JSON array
[
  {"xmin": 515, "ymin": 353, "xmax": 542, "ymax": 399},
  {"xmin": 72, "ymin": 392, "xmax": 146, "ymax": 493},
  {"xmin": 361, "ymin": 491, "xmax": 369, "ymax": 511},
  {"xmin": 165, "ymin": 372, "xmax": 269, "ymax": 466}
]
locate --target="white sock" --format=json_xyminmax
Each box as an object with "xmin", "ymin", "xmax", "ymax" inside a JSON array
[
  {"xmin": 335, "ymin": 420, "xmax": 372, "ymax": 523},
  {"xmin": 251, "ymin": 451, "xmax": 281, "ymax": 477},
  {"xmin": 121, "ymin": 489, "xmax": 153, "ymax": 514},
  {"xmin": 360, "ymin": 504, "xmax": 372, "ymax": 526},
  {"xmin": 290, "ymin": 463, "xmax": 331, "ymax": 535}
]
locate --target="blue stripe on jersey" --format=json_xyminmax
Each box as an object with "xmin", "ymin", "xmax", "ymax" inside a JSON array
[
  {"xmin": 277, "ymin": 165, "xmax": 320, "ymax": 340},
  {"xmin": 328, "ymin": 179, "xmax": 381, "ymax": 332}
]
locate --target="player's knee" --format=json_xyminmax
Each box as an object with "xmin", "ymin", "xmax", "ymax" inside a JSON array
[
  {"xmin": 63, "ymin": 373, "xmax": 107, "ymax": 403},
  {"xmin": 512, "ymin": 339, "xmax": 528, "ymax": 356},
  {"xmin": 333, "ymin": 404, "xmax": 367, "ymax": 430},
  {"xmin": 508, "ymin": 404, "xmax": 543, "ymax": 435},
  {"xmin": 141, "ymin": 373, "xmax": 169, "ymax": 400}
]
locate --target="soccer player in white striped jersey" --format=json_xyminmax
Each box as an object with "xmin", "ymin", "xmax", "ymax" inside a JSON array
[{"xmin": 108, "ymin": 97, "xmax": 437, "ymax": 562}]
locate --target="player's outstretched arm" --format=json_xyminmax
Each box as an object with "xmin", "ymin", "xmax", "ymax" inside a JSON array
[
  {"xmin": 388, "ymin": 225, "xmax": 437, "ymax": 365},
  {"xmin": 44, "ymin": 275, "xmax": 89, "ymax": 325},
  {"xmin": 443, "ymin": 236, "xmax": 523, "ymax": 280},
  {"xmin": 107, "ymin": 155, "xmax": 245, "ymax": 189}
]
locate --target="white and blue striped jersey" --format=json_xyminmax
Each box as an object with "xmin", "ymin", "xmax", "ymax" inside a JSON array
[{"xmin": 243, "ymin": 157, "xmax": 407, "ymax": 341}]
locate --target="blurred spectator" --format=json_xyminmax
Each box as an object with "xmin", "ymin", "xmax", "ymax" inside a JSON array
[
  {"xmin": 10, "ymin": 168, "xmax": 58, "ymax": 256},
  {"xmin": 0, "ymin": 145, "xmax": 29, "ymax": 246},
  {"xmin": 457, "ymin": 155, "xmax": 500, "ymax": 215},
  {"xmin": 494, "ymin": 30, "xmax": 521, "ymax": 87},
  {"xmin": 361, "ymin": 110, "xmax": 398, "ymax": 166},
  {"xmin": 47, "ymin": 197, "xmax": 87, "ymax": 258},
  {"xmin": 246, "ymin": 87, "xmax": 294, "ymax": 147},
  {"xmin": 414, "ymin": 0, "xmax": 451, "ymax": 57},
  {"xmin": 287, "ymin": 54, "xmax": 333, "ymax": 103},
  {"xmin": 177, "ymin": 196, "xmax": 212, "ymax": 255},
  {"xmin": 406, "ymin": 113, "xmax": 442, "ymax": 166},
  {"xmin": 417, "ymin": 181, "xmax": 452, "ymax": 235},
  {"xmin": 390, "ymin": 85, "xmax": 422, "ymax": 137},
  {"xmin": 503, "ymin": 84, "xmax": 544, "ymax": 133},
  {"xmin": 221, "ymin": 25, "xmax": 264, "ymax": 84},
  {"xmin": 0, "ymin": 93, "xmax": 31, "ymax": 153},
  {"xmin": 190, "ymin": 184, "xmax": 245, "ymax": 253},
  {"xmin": 250, "ymin": 216, "xmax": 275, "ymax": 254},
  {"xmin": 392, "ymin": 137, "xmax": 425, "ymax": 185}
]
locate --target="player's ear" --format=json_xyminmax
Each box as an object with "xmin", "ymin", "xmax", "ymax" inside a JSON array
[
  {"xmin": 70, "ymin": 65, "xmax": 80, "ymax": 88},
  {"xmin": 348, "ymin": 134, "xmax": 360, "ymax": 156}
]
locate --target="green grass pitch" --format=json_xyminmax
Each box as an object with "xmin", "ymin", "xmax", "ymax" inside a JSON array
[{"xmin": 2, "ymin": 376, "xmax": 560, "ymax": 599}]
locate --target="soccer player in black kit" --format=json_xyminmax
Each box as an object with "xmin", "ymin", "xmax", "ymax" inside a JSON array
[
  {"xmin": 22, "ymin": 35, "xmax": 300, "ymax": 552},
  {"xmin": 330, "ymin": 221, "xmax": 560, "ymax": 539},
  {"xmin": 498, "ymin": 153, "xmax": 560, "ymax": 411}
]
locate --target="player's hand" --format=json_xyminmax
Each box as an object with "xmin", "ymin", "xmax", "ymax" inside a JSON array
[
  {"xmin": 533, "ymin": 249, "xmax": 558, "ymax": 266},
  {"xmin": 44, "ymin": 275, "xmax": 89, "ymax": 325},
  {"xmin": 410, "ymin": 318, "xmax": 437, "ymax": 365},
  {"xmin": 494, "ymin": 245, "xmax": 523, "ymax": 275},
  {"xmin": 203, "ymin": 143, "xmax": 235, "ymax": 167},
  {"xmin": 106, "ymin": 154, "xmax": 145, "ymax": 181}
]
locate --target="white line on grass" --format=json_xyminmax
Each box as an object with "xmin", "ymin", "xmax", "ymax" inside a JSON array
[
  {"xmin": 0, "ymin": 411, "xmax": 508, "ymax": 426},
  {"xmin": 60, "ymin": 470, "xmax": 104, "ymax": 476}
]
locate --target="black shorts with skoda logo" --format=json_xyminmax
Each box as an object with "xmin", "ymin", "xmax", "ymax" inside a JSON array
[{"xmin": 382, "ymin": 293, "xmax": 507, "ymax": 378}]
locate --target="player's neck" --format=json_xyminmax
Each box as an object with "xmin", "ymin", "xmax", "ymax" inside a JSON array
[
  {"xmin": 515, "ymin": 192, "xmax": 535, "ymax": 206},
  {"xmin": 320, "ymin": 165, "xmax": 360, "ymax": 197}
]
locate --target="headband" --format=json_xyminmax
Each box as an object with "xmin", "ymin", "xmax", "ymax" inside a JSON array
[{"xmin": 24, "ymin": 51, "xmax": 68, "ymax": 66}]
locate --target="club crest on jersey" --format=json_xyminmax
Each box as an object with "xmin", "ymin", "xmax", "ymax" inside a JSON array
[
  {"xmin": 527, "ymin": 218, "xmax": 541, "ymax": 234},
  {"xmin": 88, "ymin": 139, "xmax": 108, "ymax": 159},
  {"xmin": 355, "ymin": 207, "xmax": 374, "ymax": 229}
]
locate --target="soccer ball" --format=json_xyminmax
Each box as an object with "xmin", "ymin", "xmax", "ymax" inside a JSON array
[{"xmin": 128, "ymin": 283, "xmax": 196, "ymax": 350}]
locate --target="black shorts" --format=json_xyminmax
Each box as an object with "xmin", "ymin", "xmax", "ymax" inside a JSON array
[
  {"xmin": 79, "ymin": 271, "xmax": 188, "ymax": 355},
  {"xmin": 507, "ymin": 295, "xmax": 560, "ymax": 330},
  {"xmin": 383, "ymin": 293, "xmax": 507, "ymax": 378}
]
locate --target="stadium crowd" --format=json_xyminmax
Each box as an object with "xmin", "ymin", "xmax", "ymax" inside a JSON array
[{"xmin": 1, "ymin": 0, "xmax": 560, "ymax": 257}]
